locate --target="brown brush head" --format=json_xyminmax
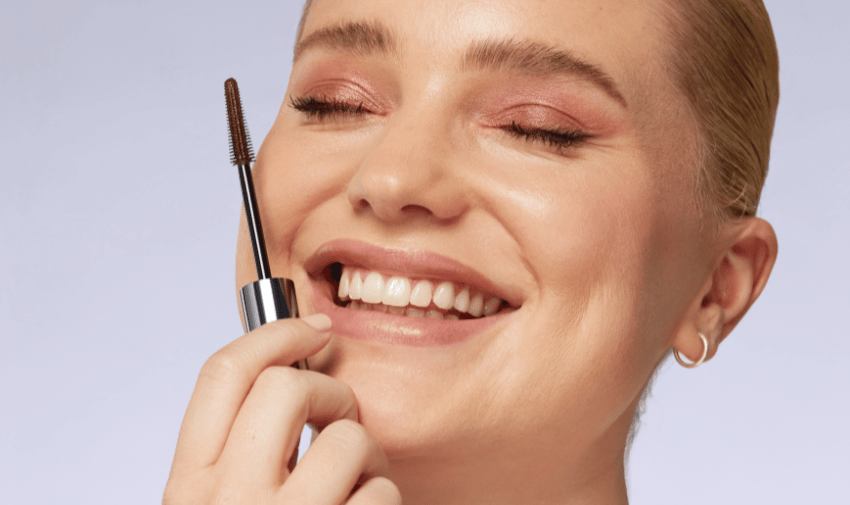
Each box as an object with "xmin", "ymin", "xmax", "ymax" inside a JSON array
[{"xmin": 225, "ymin": 78, "xmax": 255, "ymax": 165}]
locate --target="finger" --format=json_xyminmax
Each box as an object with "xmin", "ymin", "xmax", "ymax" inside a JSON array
[
  {"xmin": 171, "ymin": 314, "xmax": 332, "ymax": 472},
  {"xmin": 345, "ymin": 477, "xmax": 403, "ymax": 505},
  {"xmin": 217, "ymin": 368, "xmax": 359, "ymax": 486},
  {"xmin": 278, "ymin": 419, "xmax": 390, "ymax": 505}
]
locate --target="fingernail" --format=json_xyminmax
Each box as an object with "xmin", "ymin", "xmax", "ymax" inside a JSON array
[{"xmin": 301, "ymin": 313, "xmax": 332, "ymax": 333}]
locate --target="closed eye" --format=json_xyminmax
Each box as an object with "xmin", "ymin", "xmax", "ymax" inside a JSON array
[
  {"xmin": 290, "ymin": 96, "xmax": 591, "ymax": 156},
  {"xmin": 289, "ymin": 96, "xmax": 370, "ymax": 121},
  {"xmin": 501, "ymin": 121, "xmax": 590, "ymax": 155}
]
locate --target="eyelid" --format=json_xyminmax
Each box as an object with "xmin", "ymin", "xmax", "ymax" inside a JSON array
[
  {"xmin": 294, "ymin": 74, "xmax": 393, "ymax": 114},
  {"xmin": 478, "ymin": 103, "xmax": 586, "ymax": 131},
  {"xmin": 473, "ymin": 103, "xmax": 591, "ymax": 155}
]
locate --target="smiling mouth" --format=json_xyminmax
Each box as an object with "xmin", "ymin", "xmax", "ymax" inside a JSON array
[{"xmin": 323, "ymin": 263, "xmax": 511, "ymax": 320}]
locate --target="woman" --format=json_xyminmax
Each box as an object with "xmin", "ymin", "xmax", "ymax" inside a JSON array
[{"xmin": 165, "ymin": 0, "xmax": 779, "ymax": 503}]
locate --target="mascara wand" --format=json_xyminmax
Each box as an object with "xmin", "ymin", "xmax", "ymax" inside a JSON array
[
  {"xmin": 226, "ymin": 78, "xmax": 307, "ymax": 371},
  {"xmin": 226, "ymin": 78, "xmax": 268, "ymax": 279}
]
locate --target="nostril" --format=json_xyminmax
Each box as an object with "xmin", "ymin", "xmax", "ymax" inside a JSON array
[{"xmin": 356, "ymin": 198, "xmax": 372, "ymax": 211}]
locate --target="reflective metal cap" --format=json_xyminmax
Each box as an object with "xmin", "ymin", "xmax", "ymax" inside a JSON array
[{"xmin": 239, "ymin": 277, "xmax": 307, "ymax": 370}]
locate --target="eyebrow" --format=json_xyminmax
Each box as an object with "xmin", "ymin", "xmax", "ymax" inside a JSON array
[
  {"xmin": 293, "ymin": 21, "xmax": 397, "ymax": 62},
  {"xmin": 294, "ymin": 21, "xmax": 627, "ymax": 108},
  {"xmin": 462, "ymin": 39, "xmax": 628, "ymax": 108}
]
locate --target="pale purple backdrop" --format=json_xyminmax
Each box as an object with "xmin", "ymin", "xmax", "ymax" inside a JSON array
[{"xmin": 1, "ymin": 1, "xmax": 847, "ymax": 503}]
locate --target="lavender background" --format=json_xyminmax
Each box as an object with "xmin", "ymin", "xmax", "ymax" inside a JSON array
[{"xmin": 1, "ymin": 1, "xmax": 847, "ymax": 503}]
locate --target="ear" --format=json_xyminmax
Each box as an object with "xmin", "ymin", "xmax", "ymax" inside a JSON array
[{"xmin": 672, "ymin": 217, "xmax": 778, "ymax": 363}]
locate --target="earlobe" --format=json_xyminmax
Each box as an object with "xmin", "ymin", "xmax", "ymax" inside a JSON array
[{"xmin": 673, "ymin": 217, "xmax": 778, "ymax": 366}]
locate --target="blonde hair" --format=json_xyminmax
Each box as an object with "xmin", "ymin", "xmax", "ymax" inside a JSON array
[
  {"xmin": 295, "ymin": 0, "xmax": 314, "ymax": 45},
  {"xmin": 659, "ymin": 0, "xmax": 779, "ymax": 220}
]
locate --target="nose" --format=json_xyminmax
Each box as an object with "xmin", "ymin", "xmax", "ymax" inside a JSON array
[{"xmin": 347, "ymin": 114, "xmax": 469, "ymax": 223}]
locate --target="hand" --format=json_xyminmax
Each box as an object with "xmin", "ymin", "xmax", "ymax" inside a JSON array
[{"xmin": 163, "ymin": 314, "xmax": 402, "ymax": 504}]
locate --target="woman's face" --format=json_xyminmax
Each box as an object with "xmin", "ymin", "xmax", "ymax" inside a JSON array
[{"xmin": 238, "ymin": 0, "xmax": 711, "ymax": 468}]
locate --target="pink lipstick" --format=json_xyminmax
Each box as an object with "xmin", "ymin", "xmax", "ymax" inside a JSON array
[{"xmin": 304, "ymin": 239, "xmax": 518, "ymax": 346}]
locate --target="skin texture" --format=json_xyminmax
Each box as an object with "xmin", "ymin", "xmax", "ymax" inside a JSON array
[{"xmin": 165, "ymin": 0, "xmax": 777, "ymax": 504}]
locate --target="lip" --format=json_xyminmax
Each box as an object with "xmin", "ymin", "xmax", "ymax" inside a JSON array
[{"xmin": 303, "ymin": 238, "xmax": 520, "ymax": 346}]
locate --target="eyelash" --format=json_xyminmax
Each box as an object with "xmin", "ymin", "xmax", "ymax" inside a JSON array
[
  {"xmin": 289, "ymin": 96, "xmax": 589, "ymax": 154},
  {"xmin": 289, "ymin": 95, "xmax": 368, "ymax": 120},
  {"xmin": 502, "ymin": 121, "xmax": 590, "ymax": 154}
]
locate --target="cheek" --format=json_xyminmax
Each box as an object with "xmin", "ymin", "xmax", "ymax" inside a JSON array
[
  {"xmin": 535, "ymin": 180, "xmax": 661, "ymax": 365},
  {"xmin": 485, "ymin": 153, "xmax": 662, "ymax": 309},
  {"xmin": 250, "ymin": 122, "xmax": 358, "ymax": 276},
  {"xmin": 472, "ymin": 156, "xmax": 692, "ymax": 431}
]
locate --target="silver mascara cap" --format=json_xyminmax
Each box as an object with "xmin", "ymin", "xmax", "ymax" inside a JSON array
[
  {"xmin": 239, "ymin": 277, "xmax": 299, "ymax": 331},
  {"xmin": 239, "ymin": 278, "xmax": 308, "ymax": 370}
]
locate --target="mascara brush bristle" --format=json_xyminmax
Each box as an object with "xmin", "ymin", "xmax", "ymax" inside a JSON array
[{"xmin": 225, "ymin": 78, "xmax": 255, "ymax": 165}]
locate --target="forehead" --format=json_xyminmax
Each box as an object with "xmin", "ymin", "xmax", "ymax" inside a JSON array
[{"xmin": 302, "ymin": 0, "xmax": 672, "ymax": 108}]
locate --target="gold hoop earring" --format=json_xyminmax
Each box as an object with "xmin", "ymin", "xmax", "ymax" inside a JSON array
[{"xmin": 674, "ymin": 332, "xmax": 709, "ymax": 369}]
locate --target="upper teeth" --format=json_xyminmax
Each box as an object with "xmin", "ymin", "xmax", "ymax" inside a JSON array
[{"xmin": 337, "ymin": 266, "xmax": 504, "ymax": 318}]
